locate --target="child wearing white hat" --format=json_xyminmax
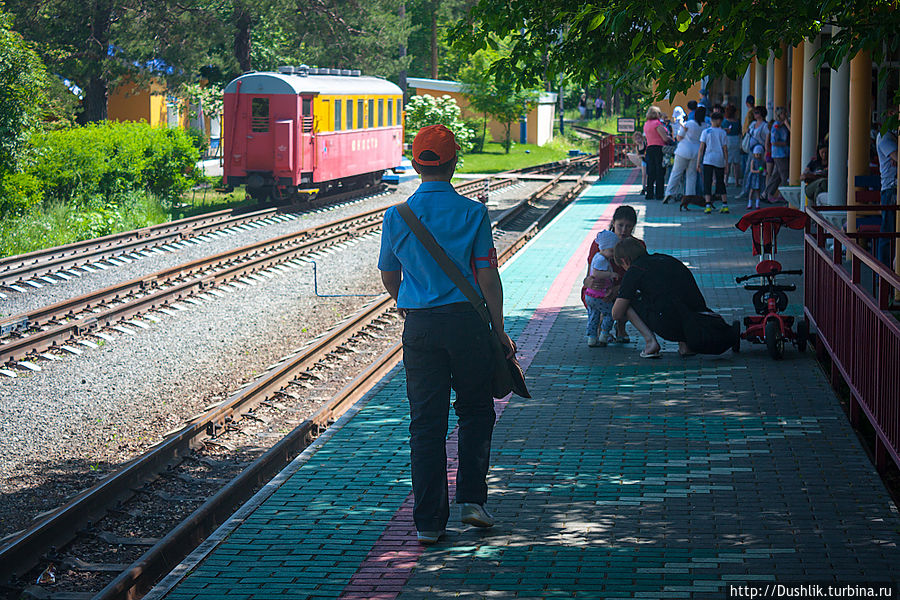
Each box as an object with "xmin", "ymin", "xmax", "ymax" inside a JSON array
[{"xmin": 584, "ymin": 230, "xmax": 620, "ymax": 347}]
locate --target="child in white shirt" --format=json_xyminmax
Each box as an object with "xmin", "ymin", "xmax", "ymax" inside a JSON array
[
  {"xmin": 584, "ymin": 230, "xmax": 619, "ymax": 347},
  {"xmin": 697, "ymin": 111, "xmax": 730, "ymax": 214}
]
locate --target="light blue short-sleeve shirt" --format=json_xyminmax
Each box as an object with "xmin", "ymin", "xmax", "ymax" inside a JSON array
[{"xmin": 378, "ymin": 181, "xmax": 496, "ymax": 309}]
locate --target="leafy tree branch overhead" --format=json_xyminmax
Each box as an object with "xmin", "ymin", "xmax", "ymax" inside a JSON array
[{"xmin": 449, "ymin": 0, "xmax": 900, "ymax": 98}]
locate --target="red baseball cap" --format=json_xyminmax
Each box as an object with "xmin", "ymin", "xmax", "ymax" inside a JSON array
[{"xmin": 412, "ymin": 124, "xmax": 460, "ymax": 166}]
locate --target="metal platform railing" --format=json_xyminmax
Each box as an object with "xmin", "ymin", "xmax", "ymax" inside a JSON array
[{"xmin": 804, "ymin": 205, "xmax": 900, "ymax": 472}]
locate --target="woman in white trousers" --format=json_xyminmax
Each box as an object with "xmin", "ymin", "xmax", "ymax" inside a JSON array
[{"xmin": 664, "ymin": 106, "xmax": 706, "ymax": 203}]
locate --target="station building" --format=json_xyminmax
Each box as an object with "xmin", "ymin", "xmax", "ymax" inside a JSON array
[{"xmin": 407, "ymin": 77, "xmax": 558, "ymax": 146}]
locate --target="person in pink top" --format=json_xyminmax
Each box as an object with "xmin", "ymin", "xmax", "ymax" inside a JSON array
[{"xmin": 643, "ymin": 106, "xmax": 672, "ymax": 200}]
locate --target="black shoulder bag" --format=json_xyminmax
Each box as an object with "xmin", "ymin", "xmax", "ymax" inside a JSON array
[{"xmin": 396, "ymin": 202, "xmax": 530, "ymax": 399}]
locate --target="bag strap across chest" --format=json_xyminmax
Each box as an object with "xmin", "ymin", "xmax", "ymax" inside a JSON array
[{"xmin": 396, "ymin": 202, "xmax": 493, "ymax": 328}]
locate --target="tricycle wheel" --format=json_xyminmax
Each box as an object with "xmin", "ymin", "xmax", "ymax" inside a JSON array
[
  {"xmin": 796, "ymin": 318, "xmax": 809, "ymax": 353},
  {"xmin": 765, "ymin": 320, "xmax": 784, "ymax": 360},
  {"xmin": 731, "ymin": 320, "xmax": 741, "ymax": 353}
]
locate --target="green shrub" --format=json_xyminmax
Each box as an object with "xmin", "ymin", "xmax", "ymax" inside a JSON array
[
  {"xmin": 404, "ymin": 94, "xmax": 476, "ymax": 155},
  {"xmin": 185, "ymin": 126, "xmax": 209, "ymax": 156},
  {"xmin": 27, "ymin": 121, "xmax": 200, "ymax": 208},
  {"xmin": 0, "ymin": 171, "xmax": 43, "ymax": 217}
]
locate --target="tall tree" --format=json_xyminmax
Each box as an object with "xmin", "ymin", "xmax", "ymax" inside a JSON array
[
  {"xmin": 286, "ymin": 0, "xmax": 410, "ymax": 82},
  {"xmin": 450, "ymin": 0, "xmax": 900, "ymax": 99},
  {"xmin": 460, "ymin": 43, "xmax": 538, "ymax": 153},
  {"xmin": 406, "ymin": 0, "xmax": 472, "ymax": 80}
]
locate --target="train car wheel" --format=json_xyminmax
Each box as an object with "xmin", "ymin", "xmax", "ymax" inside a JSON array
[{"xmin": 247, "ymin": 186, "xmax": 273, "ymax": 202}]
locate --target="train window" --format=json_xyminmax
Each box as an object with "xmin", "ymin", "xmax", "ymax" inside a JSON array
[
  {"xmin": 368, "ymin": 99, "xmax": 374, "ymax": 128},
  {"xmin": 346, "ymin": 99, "xmax": 353, "ymax": 129},
  {"xmin": 396, "ymin": 100, "xmax": 402, "ymax": 126},
  {"xmin": 251, "ymin": 98, "xmax": 269, "ymax": 132},
  {"xmin": 378, "ymin": 99, "xmax": 384, "ymax": 127},
  {"xmin": 302, "ymin": 98, "xmax": 312, "ymax": 115},
  {"xmin": 357, "ymin": 100, "xmax": 364, "ymax": 129},
  {"xmin": 388, "ymin": 99, "xmax": 393, "ymax": 126},
  {"xmin": 334, "ymin": 100, "xmax": 342, "ymax": 131}
]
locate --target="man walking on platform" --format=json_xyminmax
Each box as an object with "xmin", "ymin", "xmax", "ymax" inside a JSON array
[{"xmin": 378, "ymin": 124, "xmax": 515, "ymax": 545}]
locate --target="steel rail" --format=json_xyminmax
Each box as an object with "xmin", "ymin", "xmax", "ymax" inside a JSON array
[
  {"xmin": 0, "ymin": 182, "xmax": 387, "ymax": 290},
  {"xmin": 0, "ymin": 210, "xmax": 234, "ymax": 271},
  {"xmin": 0, "ymin": 207, "xmax": 389, "ymax": 364},
  {"xmin": 0, "ymin": 295, "xmax": 395, "ymax": 585},
  {"xmin": 0, "ymin": 209, "xmax": 277, "ymax": 289},
  {"xmin": 93, "ymin": 340, "xmax": 404, "ymax": 600}
]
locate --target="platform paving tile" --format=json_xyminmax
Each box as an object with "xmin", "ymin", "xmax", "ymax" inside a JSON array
[{"xmin": 162, "ymin": 170, "xmax": 900, "ymax": 599}]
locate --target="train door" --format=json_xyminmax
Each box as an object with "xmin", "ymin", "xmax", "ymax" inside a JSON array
[
  {"xmin": 245, "ymin": 97, "xmax": 273, "ymax": 171},
  {"xmin": 300, "ymin": 96, "xmax": 315, "ymax": 182}
]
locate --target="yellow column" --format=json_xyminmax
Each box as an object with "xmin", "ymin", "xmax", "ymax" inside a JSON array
[
  {"xmin": 749, "ymin": 62, "xmax": 756, "ymax": 99},
  {"xmin": 846, "ymin": 50, "xmax": 872, "ymax": 235},
  {"xmin": 789, "ymin": 44, "xmax": 805, "ymax": 185},
  {"xmin": 774, "ymin": 44, "xmax": 788, "ymax": 109}
]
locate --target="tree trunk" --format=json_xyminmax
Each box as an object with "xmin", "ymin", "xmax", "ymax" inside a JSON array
[
  {"xmin": 398, "ymin": 1, "xmax": 407, "ymax": 93},
  {"xmin": 504, "ymin": 123, "xmax": 511, "ymax": 153},
  {"xmin": 234, "ymin": 9, "xmax": 252, "ymax": 73},
  {"xmin": 605, "ymin": 83, "xmax": 613, "ymax": 117},
  {"xmin": 81, "ymin": 75, "xmax": 109, "ymax": 124},
  {"xmin": 79, "ymin": 0, "xmax": 113, "ymax": 123},
  {"xmin": 430, "ymin": 11, "xmax": 438, "ymax": 79}
]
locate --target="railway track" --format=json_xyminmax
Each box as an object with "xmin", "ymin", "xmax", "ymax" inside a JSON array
[
  {"xmin": 0, "ymin": 183, "xmax": 389, "ymax": 296},
  {"xmin": 0, "ymin": 155, "xmax": 598, "ymax": 600},
  {"xmin": 1, "ymin": 159, "xmax": 562, "ymax": 303},
  {"xmin": 0, "ymin": 206, "xmax": 389, "ymax": 371},
  {"xmin": 0, "ymin": 158, "xmax": 593, "ymax": 373}
]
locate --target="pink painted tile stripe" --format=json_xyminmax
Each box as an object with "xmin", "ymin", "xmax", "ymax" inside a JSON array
[{"xmin": 339, "ymin": 169, "xmax": 640, "ymax": 600}]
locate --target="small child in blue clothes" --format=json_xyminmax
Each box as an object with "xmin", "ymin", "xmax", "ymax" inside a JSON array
[
  {"xmin": 747, "ymin": 145, "xmax": 766, "ymax": 210},
  {"xmin": 584, "ymin": 230, "xmax": 619, "ymax": 347}
]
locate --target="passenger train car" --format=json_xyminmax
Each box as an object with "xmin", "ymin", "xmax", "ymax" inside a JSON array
[{"xmin": 223, "ymin": 66, "xmax": 404, "ymax": 200}]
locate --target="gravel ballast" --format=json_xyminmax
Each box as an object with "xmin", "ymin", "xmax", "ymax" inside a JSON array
[{"xmin": 0, "ymin": 178, "xmax": 545, "ymax": 539}]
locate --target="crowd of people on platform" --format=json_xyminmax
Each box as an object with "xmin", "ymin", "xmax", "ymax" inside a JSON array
[
  {"xmin": 636, "ymin": 93, "xmax": 804, "ymax": 213},
  {"xmin": 629, "ymin": 91, "xmax": 898, "ymax": 269}
]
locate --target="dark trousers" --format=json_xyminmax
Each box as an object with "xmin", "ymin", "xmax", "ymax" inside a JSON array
[
  {"xmin": 645, "ymin": 145, "xmax": 664, "ymax": 199},
  {"xmin": 402, "ymin": 304, "xmax": 496, "ymax": 531},
  {"xmin": 876, "ymin": 187, "xmax": 897, "ymax": 267},
  {"xmin": 703, "ymin": 164, "xmax": 726, "ymax": 197}
]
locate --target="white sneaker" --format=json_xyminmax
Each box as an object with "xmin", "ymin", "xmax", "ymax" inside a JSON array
[
  {"xmin": 416, "ymin": 529, "xmax": 445, "ymax": 545},
  {"xmin": 598, "ymin": 332, "xmax": 609, "ymax": 347},
  {"xmin": 460, "ymin": 503, "xmax": 494, "ymax": 528},
  {"xmin": 587, "ymin": 336, "xmax": 599, "ymax": 347}
]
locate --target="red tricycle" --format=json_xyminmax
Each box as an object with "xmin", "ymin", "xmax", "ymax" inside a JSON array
[{"xmin": 733, "ymin": 207, "xmax": 810, "ymax": 359}]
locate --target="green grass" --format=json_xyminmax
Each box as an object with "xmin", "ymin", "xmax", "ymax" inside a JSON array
[
  {"xmin": 0, "ymin": 193, "xmax": 171, "ymax": 257},
  {"xmin": 176, "ymin": 184, "xmax": 251, "ymax": 219},
  {"xmin": 456, "ymin": 142, "xmax": 571, "ymax": 174},
  {"xmin": 455, "ymin": 132, "xmax": 609, "ymax": 174},
  {"xmin": 0, "ymin": 183, "xmax": 257, "ymax": 258}
]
